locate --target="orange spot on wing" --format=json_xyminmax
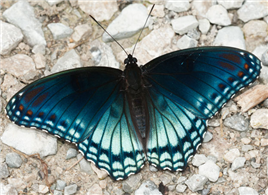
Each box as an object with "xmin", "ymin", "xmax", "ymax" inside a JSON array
[
  {"xmin": 244, "ymin": 63, "xmax": 249, "ymax": 70},
  {"xmin": 219, "ymin": 62, "xmax": 235, "ymax": 71},
  {"xmin": 228, "ymin": 77, "xmax": 234, "ymax": 82},
  {"xmin": 27, "ymin": 110, "xmax": 33, "ymax": 116},
  {"xmin": 50, "ymin": 114, "xmax": 56, "ymax": 120},
  {"xmin": 38, "ymin": 112, "xmax": 44, "ymax": 117},
  {"xmin": 32, "ymin": 92, "xmax": 49, "ymax": 107},
  {"xmin": 24, "ymin": 87, "xmax": 44, "ymax": 103},
  {"xmin": 238, "ymin": 71, "xmax": 244, "ymax": 78},
  {"xmin": 19, "ymin": 105, "xmax": 24, "ymax": 111},
  {"xmin": 218, "ymin": 84, "xmax": 225, "ymax": 90}
]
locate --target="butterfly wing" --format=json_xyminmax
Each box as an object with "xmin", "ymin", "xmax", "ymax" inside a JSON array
[
  {"xmin": 6, "ymin": 67, "xmax": 145, "ymax": 180},
  {"xmin": 142, "ymin": 46, "xmax": 261, "ymax": 170}
]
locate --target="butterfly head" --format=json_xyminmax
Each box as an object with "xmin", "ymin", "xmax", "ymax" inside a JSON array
[{"xmin": 124, "ymin": 54, "xmax": 137, "ymax": 66}]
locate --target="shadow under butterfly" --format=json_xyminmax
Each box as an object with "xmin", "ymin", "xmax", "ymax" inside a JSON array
[{"xmin": 5, "ymin": 17, "xmax": 261, "ymax": 181}]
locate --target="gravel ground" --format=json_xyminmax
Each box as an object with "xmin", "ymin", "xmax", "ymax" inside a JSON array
[{"xmin": 0, "ymin": 0, "xmax": 268, "ymax": 195}]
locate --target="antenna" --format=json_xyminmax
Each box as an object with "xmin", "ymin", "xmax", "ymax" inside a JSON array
[
  {"xmin": 132, "ymin": 4, "xmax": 155, "ymax": 56},
  {"xmin": 90, "ymin": 15, "xmax": 129, "ymax": 56}
]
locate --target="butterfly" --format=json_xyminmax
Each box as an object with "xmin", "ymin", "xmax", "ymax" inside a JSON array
[{"xmin": 5, "ymin": 46, "xmax": 261, "ymax": 180}]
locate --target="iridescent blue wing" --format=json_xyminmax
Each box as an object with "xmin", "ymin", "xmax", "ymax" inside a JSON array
[
  {"xmin": 5, "ymin": 67, "xmax": 145, "ymax": 180},
  {"xmin": 142, "ymin": 46, "xmax": 261, "ymax": 170},
  {"xmin": 78, "ymin": 92, "xmax": 145, "ymax": 180}
]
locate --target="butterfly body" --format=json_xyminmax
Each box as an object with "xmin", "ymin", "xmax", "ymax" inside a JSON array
[{"xmin": 5, "ymin": 46, "xmax": 261, "ymax": 180}]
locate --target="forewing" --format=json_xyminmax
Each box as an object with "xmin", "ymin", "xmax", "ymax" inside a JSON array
[
  {"xmin": 142, "ymin": 46, "xmax": 261, "ymax": 119},
  {"xmin": 6, "ymin": 67, "xmax": 123, "ymax": 143}
]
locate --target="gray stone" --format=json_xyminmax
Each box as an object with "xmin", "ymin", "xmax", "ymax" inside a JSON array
[
  {"xmin": 103, "ymin": 4, "xmax": 148, "ymax": 42},
  {"xmin": 71, "ymin": 24, "xmax": 92, "ymax": 43},
  {"xmin": 177, "ymin": 176, "xmax": 187, "ymax": 184},
  {"xmin": 177, "ymin": 35, "xmax": 198, "ymax": 49},
  {"xmin": 199, "ymin": 19, "xmax": 210, "ymax": 34},
  {"xmin": 224, "ymin": 114, "xmax": 249, "ymax": 131},
  {"xmin": 54, "ymin": 190, "xmax": 63, "ymax": 195},
  {"xmin": 56, "ymin": 180, "xmax": 66, "ymax": 191},
  {"xmin": 6, "ymin": 152, "xmax": 23, "ymax": 168},
  {"xmin": 90, "ymin": 40, "xmax": 119, "ymax": 69},
  {"xmin": 0, "ymin": 183, "xmax": 18, "ymax": 195},
  {"xmin": 208, "ymin": 119, "xmax": 220, "ymax": 127},
  {"xmin": 238, "ymin": 187, "xmax": 258, "ymax": 195},
  {"xmin": 187, "ymin": 28, "xmax": 200, "ymax": 40},
  {"xmin": 77, "ymin": 153, "xmax": 93, "ymax": 174},
  {"xmin": 1, "ymin": 123, "xmax": 57, "ymax": 158},
  {"xmin": 206, "ymin": 5, "xmax": 231, "ymax": 26},
  {"xmin": 217, "ymin": 0, "xmax": 244, "ymax": 9},
  {"xmin": 0, "ymin": 20, "xmax": 23, "ymax": 55},
  {"xmin": 149, "ymin": 165, "xmax": 158, "ymax": 172},
  {"xmin": 51, "ymin": 49, "xmax": 82, "ymax": 73},
  {"xmin": 160, "ymin": 174, "xmax": 172, "ymax": 185},
  {"xmin": 91, "ymin": 163, "xmax": 108, "ymax": 179},
  {"xmin": 171, "ymin": 15, "xmax": 199, "ymax": 35},
  {"xmin": 3, "ymin": 0, "xmax": 46, "ymax": 46},
  {"xmin": 0, "ymin": 163, "xmax": 10, "ymax": 179},
  {"xmin": 176, "ymin": 184, "xmax": 187, "ymax": 193},
  {"xmin": 64, "ymin": 184, "xmax": 78, "ymax": 195},
  {"xmin": 39, "ymin": 185, "xmax": 49, "ymax": 194},
  {"xmin": 32, "ymin": 44, "xmax": 46, "ymax": 55},
  {"xmin": 213, "ymin": 26, "xmax": 245, "ymax": 50},
  {"xmin": 78, "ymin": 0, "xmax": 118, "ymax": 22},
  {"xmin": 185, "ymin": 174, "xmax": 208, "ymax": 192},
  {"xmin": 224, "ymin": 148, "xmax": 240, "ymax": 163},
  {"xmin": 135, "ymin": 180, "xmax": 162, "ymax": 195},
  {"xmin": 66, "ymin": 148, "xmax": 78, "ymax": 160},
  {"xmin": 207, "ymin": 155, "xmax": 217, "ymax": 163},
  {"xmin": 262, "ymin": 49, "xmax": 268, "ymax": 66},
  {"xmin": 33, "ymin": 53, "xmax": 46, "ymax": 70},
  {"xmin": 264, "ymin": 99, "xmax": 268, "ymax": 108},
  {"xmin": 48, "ymin": 23, "xmax": 73, "ymax": 40},
  {"xmin": 250, "ymin": 109, "xmax": 268, "ymax": 130},
  {"xmin": 46, "ymin": 0, "xmax": 64, "ymax": 6},
  {"xmin": 199, "ymin": 160, "xmax": 220, "ymax": 182},
  {"xmin": 123, "ymin": 174, "xmax": 142, "ymax": 193},
  {"xmin": 241, "ymin": 145, "xmax": 253, "ymax": 152},
  {"xmin": 238, "ymin": 1, "xmax": 268, "ymax": 22},
  {"xmin": 192, "ymin": 0, "xmax": 216, "ymax": 18},
  {"xmin": 165, "ymin": 0, "xmax": 190, "ymax": 13},
  {"xmin": 192, "ymin": 154, "xmax": 208, "ymax": 167},
  {"xmin": 231, "ymin": 157, "xmax": 246, "ymax": 171},
  {"xmin": 203, "ymin": 131, "xmax": 213, "ymax": 143},
  {"xmin": 1, "ymin": 54, "xmax": 36, "ymax": 82}
]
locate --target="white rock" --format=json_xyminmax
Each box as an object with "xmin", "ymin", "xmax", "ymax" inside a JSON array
[
  {"xmin": 117, "ymin": 25, "xmax": 175, "ymax": 65},
  {"xmin": 250, "ymin": 109, "xmax": 268, "ymax": 130},
  {"xmin": 103, "ymin": 4, "xmax": 148, "ymax": 42},
  {"xmin": 33, "ymin": 53, "xmax": 46, "ymax": 69},
  {"xmin": 78, "ymin": 0, "xmax": 118, "ymax": 22},
  {"xmin": 206, "ymin": 5, "xmax": 231, "ymax": 26},
  {"xmin": 192, "ymin": 154, "xmax": 208, "ymax": 167},
  {"xmin": 1, "ymin": 123, "xmax": 57, "ymax": 158},
  {"xmin": 32, "ymin": 44, "xmax": 46, "ymax": 55},
  {"xmin": 176, "ymin": 184, "xmax": 187, "ymax": 193},
  {"xmin": 165, "ymin": 0, "xmax": 190, "ymax": 13},
  {"xmin": 199, "ymin": 160, "xmax": 220, "ymax": 182},
  {"xmin": 213, "ymin": 26, "xmax": 245, "ymax": 50},
  {"xmin": 0, "ymin": 20, "xmax": 23, "ymax": 55},
  {"xmin": 217, "ymin": 0, "xmax": 244, "ymax": 9},
  {"xmin": 71, "ymin": 24, "xmax": 92, "ymax": 43},
  {"xmin": 51, "ymin": 49, "xmax": 82, "ymax": 73},
  {"xmin": 185, "ymin": 174, "xmax": 208, "ymax": 192},
  {"xmin": 148, "ymin": 4, "xmax": 165, "ymax": 18},
  {"xmin": 48, "ymin": 23, "xmax": 73, "ymax": 40},
  {"xmin": 1, "ymin": 54, "xmax": 36, "ymax": 82},
  {"xmin": 3, "ymin": 0, "xmax": 46, "ymax": 46},
  {"xmin": 0, "ymin": 183, "xmax": 17, "ymax": 194},
  {"xmin": 177, "ymin": 35, "xmax": 198, "ymax": 49},
  {"xmin": 46, "ymin": 0, "xmax": 64, "ymax": 6},
  {"xmin": 238, "ymin": 187, "xmax": 258, "ymax": 195},
  {"xmin": 224, "ymin": 148, "xmax": 240, "ymax": 163},
  {"xmin": 192, "ymin": 0, "xmax": 216, "ymax": 18},
  {"xmin": 39, "ymin": 185, "xmax": 49, "ymax": 194},
  {"xmin": 238, "ymin": 1, "xmax": 268, "ymax": 22},
  {"xmin": 199, "ymin": 19, "xmax": 210, "ymax": 34},
  {"xmin": 231, "ymin": 157, "xmax": 246, "ymax": 171},
  {"xmin": 90, "ymin": 40, "xmax": 119, "ymax": 69},
  {"xmin": 135, "ymin": 180, "xmax": 162, "ymax": 195},
  {"xmin": 171, "ymin": 15, "xmax": 199, "ymax": 35}
]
